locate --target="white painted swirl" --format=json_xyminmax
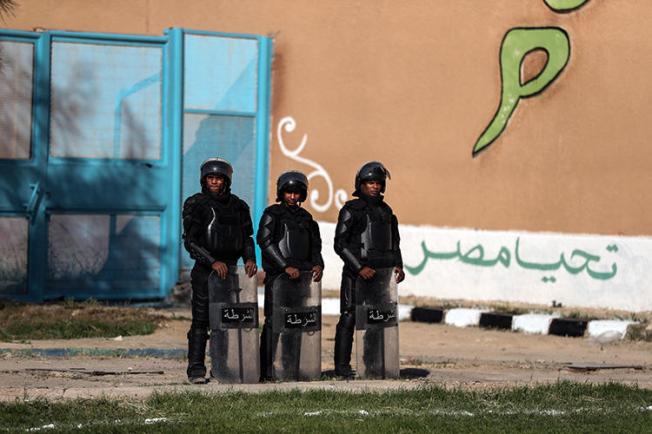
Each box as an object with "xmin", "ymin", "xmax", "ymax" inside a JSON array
[{"xmin": 277, "ymin": 116, "xmax": 348, "ymax": 212}]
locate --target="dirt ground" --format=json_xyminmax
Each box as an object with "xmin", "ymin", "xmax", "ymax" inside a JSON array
[{"xmin": 0, "ymin": 308, "xmax": 650, "ymax": 401}]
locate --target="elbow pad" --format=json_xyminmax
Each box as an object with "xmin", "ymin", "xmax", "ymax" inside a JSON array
[
  {"xmin": 188, "ymin": 241, "xmax": 216, "ymax": 266},
  {"xmin": 257, "ymin": 212, "xmax": 288, "ymax": 269},
  {"xmin": 341, "ymin": 248, "xmax": 363, "ymax": 272},
  {"xmin": 263, "ymin": 244, "xmax": 288, "ymax": 269},
  {"xmin": 335, "ymin": 208, "xmax": 363, "ymax": 270},
  {"xmin": 242, "ymin": 238, "xmax": 256, "ymax": 263}
]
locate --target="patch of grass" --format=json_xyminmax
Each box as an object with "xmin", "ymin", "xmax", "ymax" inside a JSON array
[
  {"xmin": 0, "ymin": 397, "xmax": 159, "ymax": 433},
  {"xmin": 626, "ymin": 322, "xmax": 652, "ymax": 342},
  {"xmin": 403, "ymin": 357, "xmax": 425, "ymax": 367},
  {"xmin": 0, "ymin": 382, "xmax": 650, "ymax": 433},
  {"xmin": 0, "ymin": 347, "xmax": 187, "ymax": 359},
  {"xmin": 563, "ymin": 310, "xmax": 593, "ymax": 321},
  {"xmin": 0, "ymin": 299, "xmax": 164, "ymax": 341}
]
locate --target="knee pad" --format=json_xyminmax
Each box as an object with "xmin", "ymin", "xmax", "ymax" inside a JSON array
[
  {"xmin": 337, "ymin": 310, "xmax": 356, "ymax": 330},
  {"xmin": 188, "ymin": 324, "xmax": 209, "ymax": 340}
]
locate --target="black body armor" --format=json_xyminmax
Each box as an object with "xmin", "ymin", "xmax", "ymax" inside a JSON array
[
  {"xmin": 361, "ymin": 209, "xmax": 393, "ymax": 261},
  {"xmin": 278, "ymin": 219, "xmax": 311, "ymax": 261},
  {"xmin": 183, "ymin": 157, "xmax": 257, "ymax": 383},
  {"xmin": 206, "ymin": 206, "xmax": 245, "ymax": 256},
  {"xmin": 183, "ymin": 192, "xmax": 256, "ymax": 267},
  {"xmin": 257, "ymin": 201, "xmax": 324, "ymax": 382},
  {"xmin": 334, "ymin": 161, "xmax": 400, "ymax": 377},
  {"xmin": 257, "ymin": 204, "xmax": 323, "ymax": 275},
  {"xmin": 334, "ymin": 196, "xmax": 402, "ymax": 273}
]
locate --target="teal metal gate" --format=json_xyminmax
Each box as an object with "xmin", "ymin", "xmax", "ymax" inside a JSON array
[{"xmin": 0, "ymin": 28, "xmax": 272, "ymax": 301}]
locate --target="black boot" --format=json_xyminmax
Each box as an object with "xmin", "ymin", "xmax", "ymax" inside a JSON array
[
  {"xmin": 187, "ymin": 327, "xmax": 208, "ymax": 384},
  {"xmin": 334, "ymin": 311, "xmax": 355, "ymax": 378}
]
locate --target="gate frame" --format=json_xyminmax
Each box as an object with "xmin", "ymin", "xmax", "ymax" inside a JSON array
[{"xmin": 0, "ymin": 27, "xmax": 272, "ymax": 301}]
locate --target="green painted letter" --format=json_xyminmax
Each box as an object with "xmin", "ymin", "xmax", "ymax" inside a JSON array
[
  {"xmin": 544, "ymin": 0, "xmax": 589, "ymax": 13},
  {"xmin": 473, "ymin": 27, "xmax": 570, "ymax": 156}
]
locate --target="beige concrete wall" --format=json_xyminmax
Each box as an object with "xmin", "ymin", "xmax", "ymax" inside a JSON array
[{"xmin": 6, "ymin": 0, "xmax": 652, "ymax": 235}]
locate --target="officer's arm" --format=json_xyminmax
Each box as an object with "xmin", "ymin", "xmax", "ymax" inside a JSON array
[
  {"xmin": 241, "ymin": 202, "xmax": 257, "ymax": 263},
  {"xmin": 256, "ymin": 212, "xmax": 288, "ymax": 269},
  {"xmin": 182, "ymin": 197, "xmax": 216, "ymax": 266},
  {"xmin": 310, "ymin": 219, "xmax": 325, "ymax": 269},
  {"xmin": 392, "ymin": 214, "xmax": 403, "ymax": 268},
  {"xmin": 334, "ymin": 207, "xmax": 364, "ymax": 272}
]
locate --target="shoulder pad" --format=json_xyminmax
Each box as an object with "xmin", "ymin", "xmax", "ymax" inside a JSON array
[
  {"xmin": 235, "ymin": 196, "xmax": 251, "ymax": 211},
  {"xmin": 380, "ymin": 202, "xmax": 394, "ymax": 214},
  {"xmin": 344, "ymin": 199, "xmax": 367, "ymax": 210},
  {"xmin": 297, "ymin": 207, "xmax": 314, "ymax": 219},
  {"xmin": 183, "ymin": 193, "xmax": 204, "ymax": 211},
  {"xmin": 227, "ymin": 194, "xmax": 249, "ymax": 211},
  {"xmin": 338, "ymin": 206, "xmax": 354, "ymax": 222},
  {"xmin": 265, "ymin": 204, "xmax": 284, "ymax": 215},
  {"xmin": 260, "ymin": 211, "xmax": 276, "ymax": 225}
]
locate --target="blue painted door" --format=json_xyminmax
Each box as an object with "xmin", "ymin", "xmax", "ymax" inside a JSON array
[
  {"xmin": 43, "ymin": 33, "xmax": 177, "ymax": 300},
  {"xmin": 0, "ymin": 32, "xmax": 43, "ymax": 298},
  {"xmin": 0, "ymin": 30, "xmax": 179, "ymax": 301},
  {"xmin": 0, "ymin": 29, "xmax": 271, "ymax": 301}
]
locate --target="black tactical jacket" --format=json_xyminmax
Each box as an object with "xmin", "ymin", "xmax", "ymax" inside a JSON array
[
  {"xmin": 182, "ymin": 192, "xmax": 256, "ymax": 267},
  {"xmin": 334, "ymin": 194, "xmax": 403, "ymax": 273},
  {"xmin": 257, "ymin": 203, "xmax": 324, "ymax": 276}
]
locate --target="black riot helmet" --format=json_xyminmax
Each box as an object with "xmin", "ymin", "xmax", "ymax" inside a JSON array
[
  {"xmin": 276, "ymin": 171, "xmax": 309, "ymax": 202},
  {"xmin": 200, "ymin": 158, "xmax": 233, "ymax": 188},
  {"xmin": 353, "ymin": 161, "xmax": 391, "ymax": 196}
]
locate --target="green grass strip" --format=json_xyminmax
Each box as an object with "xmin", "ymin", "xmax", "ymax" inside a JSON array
[
  {"xmin": 0, "ymin": 347, "xmax": 186, "ymax": 359},
  {"xmin": 0, "ymin": 300, "xmax": 162, "ymax": 341},
  {"xmin": 0, "ymin": 382, "xmax": 650, "ymax": 433}
]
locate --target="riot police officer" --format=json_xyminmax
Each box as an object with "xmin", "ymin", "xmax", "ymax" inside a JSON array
[
  {"xmin": 257, "ymin": 171, "xmax": 324, "ymax": 381},
  {"xmin": 333, "ymin": 161, "xmax": 405, "ymax": 377},
  {"xmin": 182, "ymin": 158, "xmax": 257, "ymax": 384}
]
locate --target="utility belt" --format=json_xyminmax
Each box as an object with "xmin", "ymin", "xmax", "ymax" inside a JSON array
[
  {"xmin": 355, "ymin": 240, "xmax": 396, "ymax": 265},
  {"xmin": 195, "ymin": 255, "xmax": 239, "ymax": 269}
]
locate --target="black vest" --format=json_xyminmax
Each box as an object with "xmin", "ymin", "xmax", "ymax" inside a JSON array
[
  {"xmin": 276, "ymin": 208, "xmax": 311, "ymax": 263},
  {"xmin": 360, "ymin": 203, "xmax": 393, "ymax": 262},
  {"xmin": 206, "ymin": 199, "xmax": 245, "ymax": 257}
]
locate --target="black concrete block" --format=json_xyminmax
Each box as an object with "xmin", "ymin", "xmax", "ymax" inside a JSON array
[
  {"xmin": 410, "ymin": 307, "xmax": 444, "ymax": 324},
  {"xmin": 549, "ymin": 318, "xmax": 588, "ymax": 337},
  {"xmin": 479, "ymin": 312, "xmax": 513, "ymax": 330}
]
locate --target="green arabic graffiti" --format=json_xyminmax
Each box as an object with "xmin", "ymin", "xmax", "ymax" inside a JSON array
[
  {"xmin": 544, "ymin": 0, "xmax": 590, "ymax": 13},
  {"xmin": 473, "ymin": 27, "xmax": 571, "ymax": 156},
  {"xmin": 405, "ymin": 238, "xmax": 618, "ymax": 282}
]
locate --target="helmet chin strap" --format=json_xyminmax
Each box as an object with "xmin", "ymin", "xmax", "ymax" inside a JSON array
[
  {"xmin": 284, "ymin": 198, "xmax": 303, "ymax": 207},
  {"xmin": 202, "ymin": 183, "xmax": 229, "ymax": 198},
  {"xmin": 209, "ymin": 190, "xmax": 223, "ymax": 198}
]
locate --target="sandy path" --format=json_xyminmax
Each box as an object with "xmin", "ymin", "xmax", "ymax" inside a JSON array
[{"xmin": 0, "ymin": 309, "xmax": 649, "ymax": 401}]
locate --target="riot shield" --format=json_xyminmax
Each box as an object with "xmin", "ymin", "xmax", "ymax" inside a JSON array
[
  {"xmin": 354, "ymin": 267, "xmax": 399, "ymax": 379},
  {"xmin": 208, "ymin": 266, "xmax": 259, "ymax": 383},
  {"xmin": 271, "ymin": 271, "xmax": 321, "ymax": 381}
]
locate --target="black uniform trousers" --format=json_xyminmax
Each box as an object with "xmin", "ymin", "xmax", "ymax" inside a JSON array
[
  {"xmin": 189, "ymin": 261, "xmax": 245, "ymax": 379},
  {"xmin": 334, "ymin": 268, "xmax": 391, "ymax": 376},
  {"xmin": 261, "ymin": 272, "xmax": 314, "ymax": 381},
  {"xmin": 260, "ymin": 272, "xmax": 292, "ymax": 380},
  {"xmin": 187, "ymin": 264, "xmax": 211, "ymax": 378},
  {"xmin": 334, "ymin": 269, "xmax": 357, "ymax": 372},
  {"xmin": 259, "ymin": 273, "xmax": 280, "ymax": 380}
]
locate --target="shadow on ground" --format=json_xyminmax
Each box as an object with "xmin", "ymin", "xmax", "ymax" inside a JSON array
[{"xmin": 320, "ymin": 368, "xmax": 430, "ymax": 380}]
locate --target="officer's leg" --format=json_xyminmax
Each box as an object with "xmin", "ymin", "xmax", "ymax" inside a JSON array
[
  {"xmin": 187, "ymin": 265, "xmax": 210, "ymax": 383},
  {"xmin": 260, "ymin": 277, "xmax": 279, "ymax": 381},
  {"xmin": 362, "ymin": 280, "xmax": 386, "ymax": 378},
  {"xmin": 362, "ymin": 326, "xmax": 384, "ymax": 378},
  {"xmin": 280, "ymin": 330, "xmax": 302, "ymax": 380},
  {"xmin": 334, "ymin": 271, "xmax": 356, "ymax": 377}
]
